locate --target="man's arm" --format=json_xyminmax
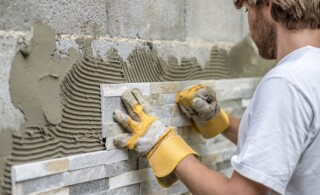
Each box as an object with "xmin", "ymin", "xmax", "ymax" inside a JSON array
[
  {"xmin": 174, "ymin": 155, "xmax": 271, "ymax": 195},
  {"xmin": 222, "ymin": 116, "xmax": 240, "ymax": 144}
]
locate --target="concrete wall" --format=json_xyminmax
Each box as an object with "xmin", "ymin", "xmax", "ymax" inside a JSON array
[{"xmin": 0, "ymin": 0, "xmax": 273, "ymax": 194}]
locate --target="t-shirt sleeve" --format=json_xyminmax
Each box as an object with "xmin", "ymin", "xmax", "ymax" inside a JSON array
[{"xmin": 231, "ymin": 77, "xmax": 312, "ymax": 194}]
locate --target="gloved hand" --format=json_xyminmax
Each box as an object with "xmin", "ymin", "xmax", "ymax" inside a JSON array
[
  {"xmin": 114, "ymin": 88, "xmax": 198, "ymax": 187},
  {"xmin": 176, "ymin": 85, "xmax": 230, "ymax": 138}
]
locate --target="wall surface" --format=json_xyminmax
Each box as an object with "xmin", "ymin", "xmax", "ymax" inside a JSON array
[{"xmin": 0, "ymin": 0, "xmax": 274, "ymax": 194}]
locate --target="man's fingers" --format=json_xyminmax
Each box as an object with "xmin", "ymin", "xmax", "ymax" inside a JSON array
[
  {"xmin": 114, "ymin": 133, "xmax": 131, "ymax": 148},
  {"xmin": 121, "ymin": 90, "xmax": 139, "ymax": 121},
  {"xmin": 114, "ymin": 109, "xmax": 133, "ymax": 131},
  {"xmin": 131, "ymin": 88, "xmax": 155, "ymax": 116}
]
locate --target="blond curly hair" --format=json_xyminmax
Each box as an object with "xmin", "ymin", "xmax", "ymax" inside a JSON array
[{"xmin": 234, "ymin": 0, "xmax": 320, "ymax": 30}]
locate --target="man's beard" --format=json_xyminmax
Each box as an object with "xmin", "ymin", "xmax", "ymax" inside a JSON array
[{"xmin": 251, "ymin": 11, "xmax": 277, "ymax": 60}]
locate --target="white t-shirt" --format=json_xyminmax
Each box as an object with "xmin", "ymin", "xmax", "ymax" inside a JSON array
[{"xmin": 231, "ymin": 46, "xmax": 320, "ymax": 195}]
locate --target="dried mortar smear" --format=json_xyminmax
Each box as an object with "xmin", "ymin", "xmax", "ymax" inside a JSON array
[{"xmin": 1, "ymin": 23, "xmax": 274, "ymax": 194}]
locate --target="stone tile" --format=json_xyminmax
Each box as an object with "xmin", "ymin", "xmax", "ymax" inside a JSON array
[
  {"xmin": 106, "ymin": 158, "xmax": 138, "ymax": 178},
  {"xmin": 171, "ymin": 116, "xmax": 192, "ymax": 127},
  {"xmin": 150, "ymin": 82, "xmax": 179, "ymax": 94},
  {"xmin": 178, "ymin": 80, "xmax": 200, "ymax": 90},
  {"xmin": 14, "ymin": 173, "xmax": 64, "ymax": 195},
  {"xmin": 101, "ymin": 84, "xmax": 128, "ymax": 97},
  {"xmin": 12, "ymin": 158, "xmax": 68, "ymax": 183},
  {"xmin": 102, "ymin": 122, "xmax": 127, "ymax": 138},
  {"xmin": 152, "ymin": 105, "xmax": 175, "ymax": 118},
  {"xmin": 69, "ymin": 178, "xmax": 109, "ymax": 195},
  {"xmin": 107, "ymin": 184, "xmax": 140, "ymax": 195},
  {"xmin": 140, "ymin": 179, "xmax": 167, "ymax": 195},
  {"xmin": 109, "ymin": 168, "xmax": 154, "ymax": 189},
  {"xmin": 64, "ymin": 165, "xmax": 106, "ymax": 186},
  {"xmin": 215, "ymin": 78, "xmax": 256, "ymax": 100},
  {"xmin": 162, "ymin": 93, "xmax": 177, "ymax": 105},
  {"xmin": 168, "ymin": 181, "xmax": 189, "ymax": 195},
  {"xmin": 101, "ymin": 96, "xmax": 126, "ymax": 124},
  {"xmin": 158, "ymin": 117, "xmax": 172, "ymax": 126},
  {"xmin": 68, "ymin": 149, "xmax": 128, "ymax": 171},
  {"xmin": 127, "ymin": 83, "xmax": 150, "ymax": 95},
  {"xmin": 30, "ymin": 187, "xmax": 69, "ymax": 195},
  {"xmin": 241, "ymin": 98, "xmax": 251, "ymax": 108}
]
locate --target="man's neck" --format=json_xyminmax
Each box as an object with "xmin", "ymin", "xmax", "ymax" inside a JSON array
[{"xmin": 276, "ymin": 25, "xmax": 320, "ymax": 61}]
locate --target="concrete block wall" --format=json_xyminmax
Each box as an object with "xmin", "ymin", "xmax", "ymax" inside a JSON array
[{"xmin": 0, "ymin": 0, "xmax": 273, "ymax": 194}]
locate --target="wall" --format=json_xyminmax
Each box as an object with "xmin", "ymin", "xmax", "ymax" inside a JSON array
[{"xmin": 0, "ymin": 0, "xmax": 274, "ymax": 194}]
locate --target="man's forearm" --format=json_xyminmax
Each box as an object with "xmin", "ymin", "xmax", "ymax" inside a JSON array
[
  {"xmin": 174, "ymin": 155, "xmax": 270, "ymax": 195},
  {"xmin": 222, "ymin": 116, "xmax": 240, "ymax": 144}
]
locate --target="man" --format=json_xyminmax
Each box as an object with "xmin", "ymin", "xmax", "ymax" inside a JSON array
[{"xmin": 113, "ymin": 0, "xmax": 320, "ymax": 194}]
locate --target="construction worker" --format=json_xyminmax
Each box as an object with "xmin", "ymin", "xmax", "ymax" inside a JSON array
[{"xmin": 113, "ymin": 0, "xmax": 320, "ymax": 194}]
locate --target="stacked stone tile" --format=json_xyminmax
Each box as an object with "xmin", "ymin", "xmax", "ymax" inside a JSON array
[{"xmin": 11, "ymin": 78, "xmax": 260, "ymax": 195}]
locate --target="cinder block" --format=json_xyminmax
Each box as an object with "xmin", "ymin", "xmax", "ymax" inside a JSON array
[
  {"xmin": 69, "ymin": 178, "xmax": 109, "ymax": 195},
  {"xmin": 186, "ymin": 0, "xmax": 246, "ymax": 42},
  {"xmin": 68, "ymin": 149, "xmax": 128, "ymax": 171},
  {"xmin": 106, "ymin": 0, "xmax": 149, "ymax": 39},
  {"xmin": 109, "ymin": 168, "xmax": 154, "ymax": 189},
  {"xmin": 149, "ymin": 0, "xmax": 186, "ymax": 41},
  {"xmin": 12, "ymin": 158, "xmax": 69, "ymax": 183},
  {"xmin": 1, "ymin": 0, "xmax": 109, "ymax": 35}
]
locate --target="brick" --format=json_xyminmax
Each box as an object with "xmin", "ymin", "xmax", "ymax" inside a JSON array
[
  {"xmin": 68, "ymin": 149, "xmax": 128, "ymax": 171},
  {"xmin": 150, "ymin": 82, "xmax": 179, "ymax": 94},
  {"xmin": 109, "ymin": 168, "xmax": 154, "ymax": 189},
  {"xmin": 12, "ymin": 158, "xmax": 68, "ymax": 183},
  {"xmin": 149, "ymin": 0, "xmax": 186, "ymax": 41},
  {"xmin": 69, "ymin": 178, "xmax": 109, "ymax": 195},
  {"xmin": 63, "ymin": 165, "xmax": 106, "ymax": 186}
]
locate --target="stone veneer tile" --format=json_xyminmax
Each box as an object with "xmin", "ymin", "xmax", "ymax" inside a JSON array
[
  {"xmin": 69, "ymin": 178, "xmax": 109, "ymax": 195},
  {"xmin": 150, "ymin": 82, "xmax": 179, "ymax": 94},
  {"xmin": 12, "ymin": 158, "xmax": 69, "ymax": 183},
  {"xmin": 109, "ymin": 168, "xmax": 154, "ymax": 189},
  {"xmin": 127, "ymin": 83, "xmax": 150, "ymax": 95},
  {"xmin": 106, "ymin": 184, "xmax": 140, "ymax": 195},
  {"xmin": 30, "ymin": 187, "xmax": 69, "ymax": 195},
  {"xmin": 68, "ymin": 149, "xmax": 128, "ymax": 171},
  {"xmin": 102, "ymin": 123, "xmax": 127, "ymax": 138},
  {"xmin": 13, "ymin": 173, "xmax": 64, "ymax": 195},
  {"xmin": 101, "ymin": 84, "xmax": 128, "ymax": 97},
  {"xmin": 106, "ymin": 158, "xmax": 138, "ymax": 178},
  {"xmin": 63, "ymin": 165, "xmax": 106, "ymax": 186}
]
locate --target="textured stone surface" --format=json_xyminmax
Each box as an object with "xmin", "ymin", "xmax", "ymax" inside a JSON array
[
  {"xmin": 109, "ymin": 168, "xmax": 153, "ymax": 189},
  {"xmin": 12, "ymin": 158, "xmax": 69, "ymax": 183},
  {"xmin": 30, "ymin": 187, "xmax": 69, "ymax": 195},
  {"xmin": 68, "ymin": 149, "xmax": 128, "ymax": 171},
  {"xmin": 69, "ymin": 178, "xmax": 109, "ymax": 195}
]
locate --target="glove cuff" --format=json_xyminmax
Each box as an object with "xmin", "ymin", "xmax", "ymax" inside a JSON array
[
  {"xmin": 147, "ymin": 128, "xmax": 198, "ymax": 188},
  {"xmin": 193, "ymin": 109, "xmax": 230, "ymax": 139}
]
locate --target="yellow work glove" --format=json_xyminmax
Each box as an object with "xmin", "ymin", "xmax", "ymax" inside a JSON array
[
  {"xmin": 114, "ymin": 88, "xmax": 198, "ymax": 187},
  {"xmin": 176, "ymin": 85, "xmax": 230, "ymax": 139}
]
